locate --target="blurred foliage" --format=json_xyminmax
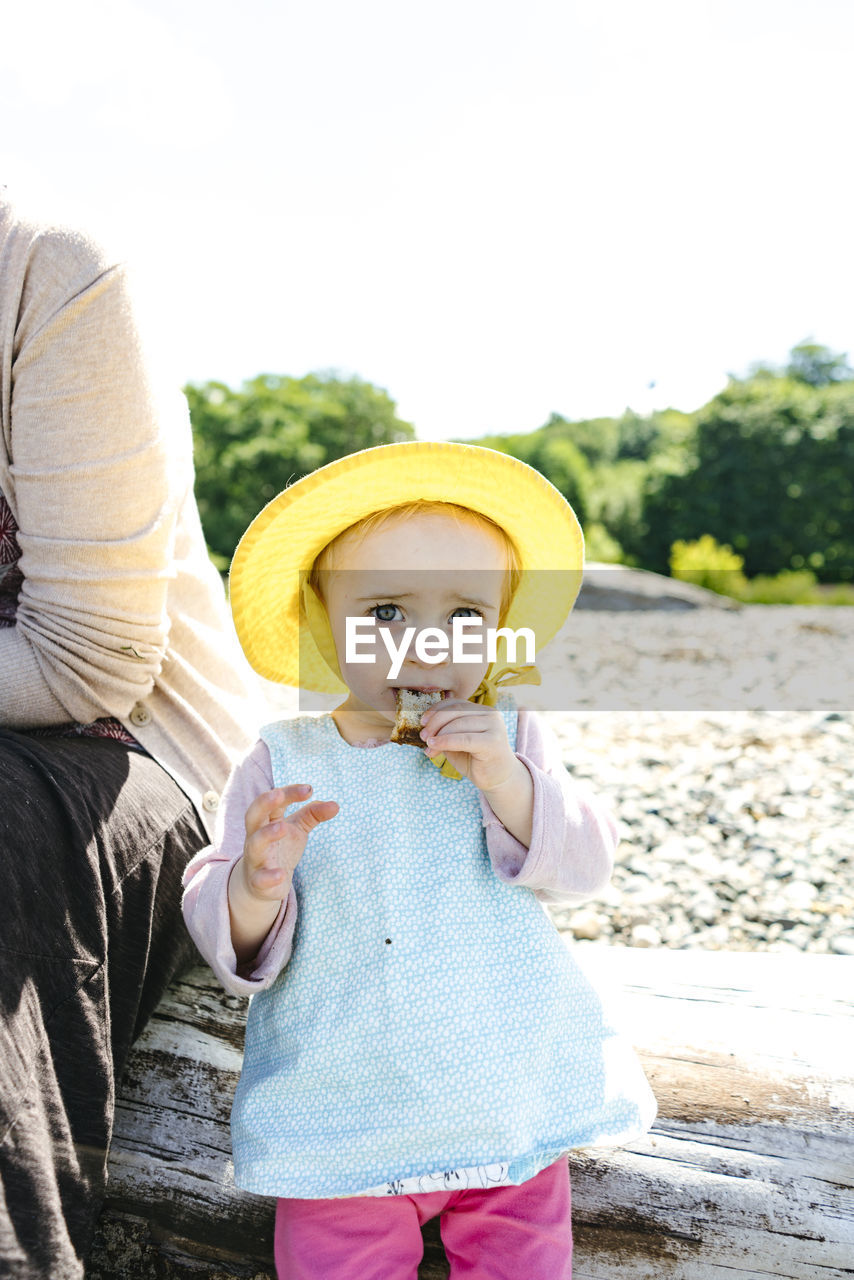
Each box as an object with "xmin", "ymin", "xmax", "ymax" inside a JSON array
[
  {"xmin": 187, "ymin": 372, "xmax": 414, "ymax": 565},
  {"xmin": 470, "ymin": 407, "xmax": 693, "ymax": 540},
  {"xmin": 189, "ymin": 345, "xmax": 854, "ymax": 592},
  {"xmin": 747, "ymin": 340, "xmax": 854, "ymax": 388},
  {"xmin": 582, "ymin": 522, "xmax": 624, "ymax": 563},
  {"xmin": 639, "ymin": 372, "xmax": 854, "ymax": 580},
  {"xmin": 785, "ymin": 341, "xmax": 853, "ymax": 387},
  {"xmin": 670, "ymin": 534, "xmax": 748, "ymax": 597},
  {"xmin": 670, "ymin": 536, "xmax": 854, "ymax": 604},
  {"xmin": 464, "ymin": 427, "xmax": 592, "ymax": 526}
]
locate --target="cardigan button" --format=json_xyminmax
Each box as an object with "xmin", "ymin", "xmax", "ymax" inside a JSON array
[
  {"xmin": 202, "ymin": 790, "xmax": 220, "ymax": 813},
  {"xmin": 129, "ymin": 702, "xmax": 152, "ymax": 727}
]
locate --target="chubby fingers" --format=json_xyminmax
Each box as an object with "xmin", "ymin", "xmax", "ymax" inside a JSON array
[
  {"xmin": 285, "ymin": 797, "xmax": 340, "ymax": 832},
  {"xmin": 419, "ymin": 697, "xmax": 480, "ymax": 728},
  {"xmin": 246, "ymin": 792, "xmax": 339, "ymax": 847},
  {"xmin": 420, "ymin": 700, "xmax": 500, "ymax": 744},
  {"xmin": 244, "ymin": 784, "xmax": 312, "ymax": 837},
  {"xmin": 243, "ymin": 787, "xmax": 339, "ymax": 886}
]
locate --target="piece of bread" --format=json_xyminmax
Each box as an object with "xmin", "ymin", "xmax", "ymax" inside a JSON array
[{"xmin": 390, "ymin": 688, "xmax": 445, "ymax": 746}]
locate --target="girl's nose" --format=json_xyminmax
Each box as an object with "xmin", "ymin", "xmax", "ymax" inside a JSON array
[{"xmin": 407, "ymin": 624, "xmax": 454, "ymax": 669}]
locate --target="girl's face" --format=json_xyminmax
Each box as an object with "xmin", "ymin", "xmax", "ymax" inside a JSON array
[{"xmin": 319, "ymin": 510, "xmax": 510, "ymax": 742}]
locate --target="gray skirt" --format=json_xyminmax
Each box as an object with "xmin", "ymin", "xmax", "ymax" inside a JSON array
[{"xmin": 0, "ymin": 729, "xmax": 206, "ymax": 1280}]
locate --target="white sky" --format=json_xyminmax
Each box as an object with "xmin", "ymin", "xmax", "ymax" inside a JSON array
[{"xmin": 3, "ymin": 0, "xmax": 853, "ymax": 441}]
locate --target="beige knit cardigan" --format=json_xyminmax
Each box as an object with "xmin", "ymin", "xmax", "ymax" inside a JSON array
[{"xmin": 0, "ymin": 194, "xmax": 259, "ymax": 835}]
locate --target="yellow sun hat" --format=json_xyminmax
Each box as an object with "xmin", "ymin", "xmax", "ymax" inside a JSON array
[{"xmin": 229, "ymin": 440, "xmax": 584, "ymax": 692}]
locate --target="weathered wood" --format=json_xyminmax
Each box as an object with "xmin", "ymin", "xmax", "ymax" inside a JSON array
[
  {"xmin": 569, "ymin": 948, "xmax": 854, "ymax": 1279},
  {"xmin": 89, "ymin": 949, "xmax": 854, "ymax": 1279}
]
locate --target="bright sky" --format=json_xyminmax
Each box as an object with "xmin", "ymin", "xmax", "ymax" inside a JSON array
[{"xmin": 3, "ymin": 0, "xmax": 853, "ymax": 441}]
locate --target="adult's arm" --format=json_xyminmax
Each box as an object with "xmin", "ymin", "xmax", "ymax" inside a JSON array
[
  {"xmin": 0, "ymin": 222, "xmax": 190, "ymax": 726},
  {"xmin": 481, "ymin": 707, "xmax": 618, "ymax": 903}
]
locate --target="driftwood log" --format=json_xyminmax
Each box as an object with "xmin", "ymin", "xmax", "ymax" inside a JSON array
[{"xmin": 89, "ymin": 947, "xmax": 854, "ymax": 1280}]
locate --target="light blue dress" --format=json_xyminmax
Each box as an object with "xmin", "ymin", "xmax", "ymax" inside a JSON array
[{"xmin": 231, "ymin": 699, "xmax": 655, "ymax": 1199}]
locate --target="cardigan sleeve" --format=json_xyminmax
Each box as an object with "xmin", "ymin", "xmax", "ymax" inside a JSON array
[
  {"xmin": 481, "ymin": 707, "xmax": 617, "ymax": 904},
  {"xmin": 0, "ymin": 223, "xmax": 189, "ymax": 726},
  {"xmin": 182, "ymin": 739, "xmax": 298, "ymax": 997}
]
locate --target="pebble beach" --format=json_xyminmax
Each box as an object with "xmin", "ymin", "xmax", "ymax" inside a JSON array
[{"xmin": 542, "ymin": 603, "xmax": 854, "ymax": 956}]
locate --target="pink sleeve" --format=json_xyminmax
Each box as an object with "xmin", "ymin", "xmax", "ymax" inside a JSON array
[
  {"xmin": 181, "ymin": 739, "xmax": 298, "ymax": 996},
  {"xmin": 481, "ymin": 707, "xmax": 617, "ymax": 904}
]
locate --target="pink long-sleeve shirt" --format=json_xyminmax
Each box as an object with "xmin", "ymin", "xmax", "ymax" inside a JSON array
[{"xmin": 182, "ymin": 707, "xmax": 617, "ymax": 998}]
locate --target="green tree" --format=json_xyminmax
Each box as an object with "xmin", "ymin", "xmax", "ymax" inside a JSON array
[
  {"xmin": 527, "ymin": 435, "xmax": 591, "ymax": 524},
  {"xmin": 587, "ymin": 458, "xmax": 649, "ymax": 562},
  {"xmin": 539, "ymin": 413, "xmax": 620, "ymax": 466},
  {"xmin": 785, "ymin": 340, "xmax": 854, "ymax": 388},
  {"xmin": 638, "ymin": 373, "xmax": 854, "ymax": 580},
  {"xmin": 467, "ymin": 406, "xmax": 693, "ymax": 561},
  {"xmin": 188, "ymin": 372, "xmax": 414, "ymax": 564},
  {"xmin": 460, "ymin": 426, "xmax": 592, "ymax": 524}
]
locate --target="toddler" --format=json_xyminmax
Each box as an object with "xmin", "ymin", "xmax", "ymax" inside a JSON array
[{"xmin": 182, "ymin": 441, "xmax": 656, "ymax": 1279}]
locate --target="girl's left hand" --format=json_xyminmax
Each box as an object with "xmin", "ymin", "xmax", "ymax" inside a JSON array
[{"xmin": 419, "ymin": 699, "xmax": 517, "ymax": 793}]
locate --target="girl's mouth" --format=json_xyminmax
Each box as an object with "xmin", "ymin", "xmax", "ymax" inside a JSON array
[{"xmin": 393, "ymin": 686, "xmax": 446, "ymax": 694}]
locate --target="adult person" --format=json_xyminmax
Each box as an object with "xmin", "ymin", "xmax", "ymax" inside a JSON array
[{"xmin": 0, "ymin": 189, "xmax": 259, "ymax": 1279}]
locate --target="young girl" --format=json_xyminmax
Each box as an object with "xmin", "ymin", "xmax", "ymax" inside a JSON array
[{"xmin": 182, "ymin": 441, "xmax": 655, "ymax": 1279}]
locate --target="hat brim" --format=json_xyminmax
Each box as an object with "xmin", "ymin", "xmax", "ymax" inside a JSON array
[{"xmin": 229, "ymin": 441, "xmax": 584, "ymax": 690}]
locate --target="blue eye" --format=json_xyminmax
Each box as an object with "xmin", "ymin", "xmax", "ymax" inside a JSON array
[
  {"xmin": 450, "ymin": 607, "xmax": 483, "ymax": 621},
  {"xmin": 371, "ymin": 603, "xmax": 403, "ymax": 623}
]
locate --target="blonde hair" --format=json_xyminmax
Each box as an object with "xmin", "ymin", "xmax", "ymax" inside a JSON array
[{"xmin": 309, "ymin": 500, "xmax": 522, "ymax": 620}]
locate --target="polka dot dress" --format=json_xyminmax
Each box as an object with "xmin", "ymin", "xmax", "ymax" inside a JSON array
[{"xmin": 231, "ymin": 698, "xmax": 655, "ymax": 1199}]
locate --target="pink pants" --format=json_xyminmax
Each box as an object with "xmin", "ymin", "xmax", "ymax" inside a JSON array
[{"xmin": 274, "ymin": 1159, "xmax": 572, "ymax": 1279}]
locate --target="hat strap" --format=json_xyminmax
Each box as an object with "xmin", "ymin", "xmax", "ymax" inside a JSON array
[
  {"xmin": 471, "ymin": 662, "xmax": 542, "ymax": 706},
  {"xmin": 301, "ymin": 578, "xmax": 345, "ymax": 684}
]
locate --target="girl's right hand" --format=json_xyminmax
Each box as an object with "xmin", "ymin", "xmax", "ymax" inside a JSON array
[{"xmin": 238, "ymin": 784, "xmax": 339, "ymax": 902}]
